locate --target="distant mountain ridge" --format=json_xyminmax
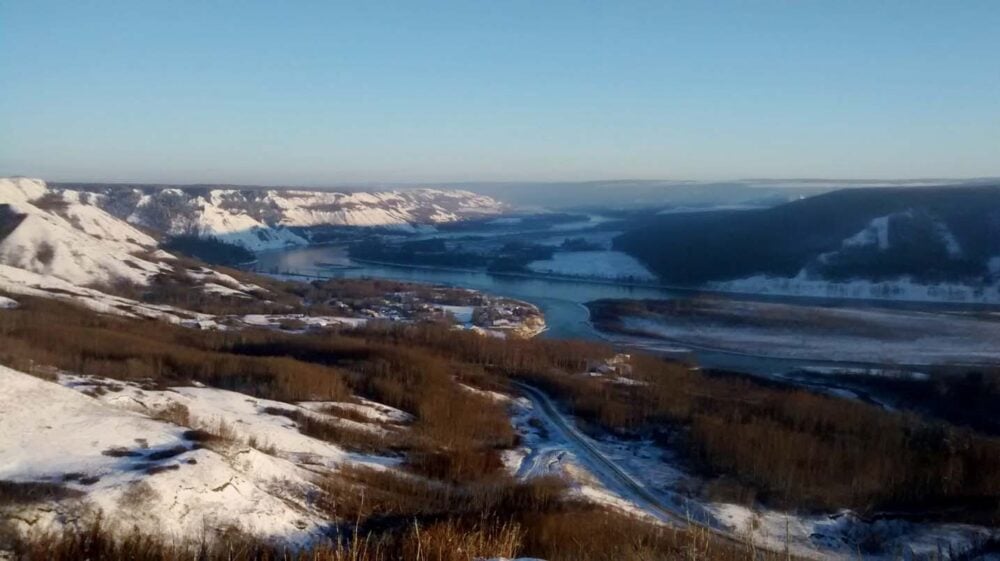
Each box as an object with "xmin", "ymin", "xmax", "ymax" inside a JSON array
[
  {"xmin": 615, "ymin": 185, "xmax": 1000, "ymax": 302},
  {"xmin": 56, "ymin": 183, "xmax": 507, "ymax": 251},
  {"xmin": 430, "ymin": 178, "xmax": 999, "ymax": 211}
]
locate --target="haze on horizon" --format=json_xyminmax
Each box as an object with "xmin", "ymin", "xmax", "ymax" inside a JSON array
[{"xmin": 1, "ymin": 1, "xmax": 998, "ymax": 185}]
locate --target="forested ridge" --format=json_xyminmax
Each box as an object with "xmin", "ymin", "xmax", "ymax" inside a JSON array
[{"xmin": 616, "ymin": 185, "xmax": 1000, "ymax": 284}]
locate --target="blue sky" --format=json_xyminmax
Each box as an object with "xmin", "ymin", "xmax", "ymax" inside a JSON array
[{"xmin": 1, "ymin": 1, "xmax": 998, "ymax": 184}]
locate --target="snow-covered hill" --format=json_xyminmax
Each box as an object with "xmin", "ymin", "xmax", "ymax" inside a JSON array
[
  {"xmin": 809, "ymin": 209, "xmax": 969, "ymax": 276},
  {"xmin": 78, "ymin": 184, "xmax": 507, "ymax": 250},
  {"xmin": 708, "ymin": 210, "xmax": 1000, "ymax": 304},
  {"xmin": 0, "ymin": 177, "xmax": 170, "ymax": 287},
  {"xmin": 0, "ymin": 177, "xmax": 270, "ymax": 318},
  {"xmin": 0, "ymin": 364, "xmax": 399, "ymax": 542}
]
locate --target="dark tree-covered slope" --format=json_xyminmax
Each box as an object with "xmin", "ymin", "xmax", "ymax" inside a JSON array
[{"xmin": 615, "ymin": 185, "xmax": 1000, "ymax": 285}]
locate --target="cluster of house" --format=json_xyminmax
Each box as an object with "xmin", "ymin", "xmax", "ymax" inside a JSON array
[
  {"xmin": 585, "ymin": 353, "xmax": 634, "ymax": 378},
  {"xmin": 179, "ymin": 287, "xmax": 547, "ymax": 338},
  {"xmin": 472, "ymin": 301, "xmax": 532, "ymax": 326}
]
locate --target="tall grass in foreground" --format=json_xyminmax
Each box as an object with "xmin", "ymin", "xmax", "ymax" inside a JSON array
[{"xmin": 5, "ymin": 514, "xmax": 789, "ymax": 561}]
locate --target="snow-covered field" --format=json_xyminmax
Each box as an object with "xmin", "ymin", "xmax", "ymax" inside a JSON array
[
  {"xmin": 0, "ymin": 365, "xmax": 404, "ymax": 542},
  {"xmin": 527, "ymin": 251, "xmax": 657, "ymax": 282},
  {"xmin": 615, "ymin": 300, "xmax": 1000, "ymax": 366}
]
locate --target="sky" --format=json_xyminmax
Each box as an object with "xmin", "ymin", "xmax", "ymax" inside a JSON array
[{"xmin": 1, "ymin": 1, "xmax": 999, "ymax": 185}]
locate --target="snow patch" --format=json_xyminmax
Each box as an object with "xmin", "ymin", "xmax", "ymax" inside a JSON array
[
  {"xmin": 439, "ymin": 304, "xmax": 475, "ymax": 323},
  {"xmin": 843, "ymin": 215, "xmax": 890, "ymax": 250}
]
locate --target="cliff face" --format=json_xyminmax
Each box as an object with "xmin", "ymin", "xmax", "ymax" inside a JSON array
[{"xmin": 78, "ymin": 184, "xmax": 507, "ymax": 250}]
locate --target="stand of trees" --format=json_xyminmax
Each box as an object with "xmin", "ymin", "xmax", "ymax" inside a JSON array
[{"xmin": 3, "ymin": 294, "xmax": 1000, "ymax": 531}]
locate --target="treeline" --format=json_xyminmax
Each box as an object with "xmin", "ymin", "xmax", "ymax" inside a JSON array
[
  {"xmin": 108, "ymin": 258, "xmax": 483, "ymax": 318},
  {"xmin": 348, "ymin": 237, "xmax": 557, "ymax": 273},
  {"xmin": 0, "ymin": 296, "xmax": 351, "ymax": 402},
  {"xmin": 161, "ymin": 235, "xmax": 255, "ymax": 266},
  {"xmin": 830, "ymin": 368, "xmax": 1000, "ymax": 436}
]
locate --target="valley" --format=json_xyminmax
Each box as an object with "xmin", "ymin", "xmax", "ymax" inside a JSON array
[
  {"xmin": 250, "ymin": 234, "xmax": 1000, "ymax": 378},
  {"xmin": 2, "ymin": 177, "xmax": 1000, "ymax": 560},
  {"xmin": 6, "ymin": 5, "xmax": 1000, "ymax": 559}
]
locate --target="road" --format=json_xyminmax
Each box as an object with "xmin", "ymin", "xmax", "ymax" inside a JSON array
[{"xmin": 513, "ymin": 382, "xmax": 790, "ymax": 556}]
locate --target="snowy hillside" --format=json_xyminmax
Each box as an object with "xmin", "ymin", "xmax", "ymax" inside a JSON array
[
  {"xmin": 0, "ymin": 364, "xmax": 399, "ymax": 542},
  {"xmin": 0, "ymin": 177, "xmax": 169, "ymax": 287},
  {"xmin": 0, "ymin": 177, "xmax": 274, "ymax": 318},
  {"xmin": 808, "ymin": 209, "xmax": 970, "ymax": 279},
  {"xmin": 710, "ymin": 211, "xmax": 1000, "ymax": 304},
  {"xmin": 75, "ymin": 184, "xmax": 508, "ymax": 250}
]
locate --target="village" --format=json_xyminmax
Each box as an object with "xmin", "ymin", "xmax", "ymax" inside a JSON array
[{"xmin": 200, "ymin": 282, "xmax": 548, "ymax": 339}]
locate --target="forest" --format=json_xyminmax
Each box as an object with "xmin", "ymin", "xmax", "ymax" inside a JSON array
[
  {"xmin": 3, "ymin": 295, "xmax": 999, "ymax": 524},
  {"xmin": 0, "ymin": 295, "xmax": 788, "ymax": 561},
  {"xmin": 615, "ymin": 185, "xmax": 1000, "ymax": 285}
]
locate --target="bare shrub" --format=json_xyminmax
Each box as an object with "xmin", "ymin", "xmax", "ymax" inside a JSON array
[
  {"xmin": 118, "ymin": 481, "xmax": 158, "ymax": 510},
  {"xmin": 247, "ymin": 435, "xmax": 277, "ymax": 455},
  {"xmin": 32, "ymin": 192, "xmax": 69, "ymax": 213},
  {"xmin": 262, "ymin": 406, "xmax": 398, "ymax": 454},
  {"xmin": 35, "ymin": 241, "xmax": 55, "ymax": 266},
  {"xmin": 150, "ymin": 402, "xmax": 191, "ymax": 427},
  {"xmin": 316, "ymin": 403, "xmax": 383, "ymax": 425},
  {"xmin": 399, "ymin": 517, "xmax": 523, "ymax": 561},
  {"xmin": 0, "ymin": 480, "xmax": 83, "ymax": 505}
]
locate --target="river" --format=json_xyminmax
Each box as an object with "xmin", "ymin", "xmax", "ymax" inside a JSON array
[
  {"xmin": 254, "ymin": 245, "xmax": 679, "ymax": 339},
  {"xmin": 252, "ymin": 245, "xmax": 926, "ymax": 379}
]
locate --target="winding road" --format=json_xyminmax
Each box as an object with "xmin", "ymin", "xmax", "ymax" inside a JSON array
[{"xmin": 514, "ymin": 382, "xmax": 788, "ymax": 556}]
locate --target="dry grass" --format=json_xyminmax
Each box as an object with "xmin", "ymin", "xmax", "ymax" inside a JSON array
[
  {"xmin": 262, "ymin": 406, "xmax": 401, "ymax": 455},
  {"xmin": 7, "ymin": 503, "xmax": 790, "ymax": 561},
  {"xmin": 0, "ymin": 481, "xmax": 84, "ymax": 505},
  {"xmin": 149, "ymin": 402, "xmax": 191, "ymax": 426}
]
